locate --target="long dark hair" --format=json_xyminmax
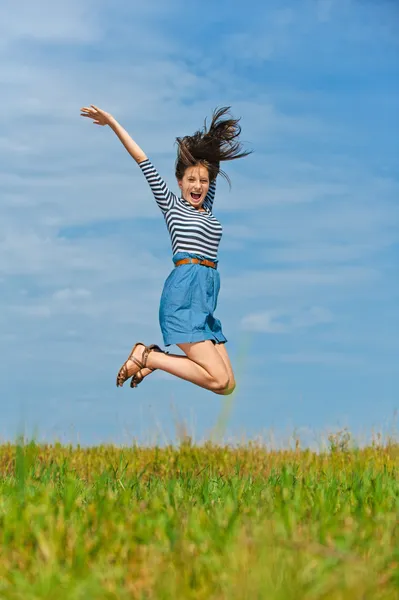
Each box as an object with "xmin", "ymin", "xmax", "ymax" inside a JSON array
[{"xmin": 175, "ymin": 106, "xmax": 252, "ymax": 186}]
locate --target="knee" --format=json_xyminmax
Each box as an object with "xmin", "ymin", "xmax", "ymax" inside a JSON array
[
  {"xmin": 211, "ymin": 374, "xmax": 230, "ymax": 394},
  {"xmin": 213, "ymin": 377, "xmax": 236, "ymax": 396},
  {"xmin": 223, "ymin": 379, "xmax": 236, "ymax": 396}
]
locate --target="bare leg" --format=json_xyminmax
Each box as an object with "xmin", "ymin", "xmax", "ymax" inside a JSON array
[
  {"xmin": 130, "ymin": 342, "xmax": 236, "ymax": 394},
  {"xmin": 120, "ymin": 340, "xmax": 230, "ymax": 394},
  {"xmin": 177, "ymin": 341, "xmax": 236, "ymax": 396},
  {"xmin": 213, "ymin": 343, "xmax": 236, "ymax": 396}
]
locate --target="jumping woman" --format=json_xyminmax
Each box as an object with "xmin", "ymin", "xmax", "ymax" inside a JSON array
[{"xmin": 80, "ymin": 105, "xmax": 251, "ymax": 396}]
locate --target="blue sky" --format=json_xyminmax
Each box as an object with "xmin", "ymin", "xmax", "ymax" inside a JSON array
[{"xmin": 0, "ymin": 0, "xmax": 398, "ymax": 446}]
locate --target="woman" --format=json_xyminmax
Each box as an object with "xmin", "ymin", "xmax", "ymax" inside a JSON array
[{"xmin": 80, "ymin": 105, "xmax": 251, "ymax": 395}]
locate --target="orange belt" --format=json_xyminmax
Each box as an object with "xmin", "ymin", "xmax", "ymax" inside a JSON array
[{"xmin": 175, "ymin": 257, "xmax": 217, "ymax": 269}]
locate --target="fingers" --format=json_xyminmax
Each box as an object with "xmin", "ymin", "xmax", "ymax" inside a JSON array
[
  {"xmin": 80, "ymin": 106, "xmax": 100, "ymax": 122},
  {"xmin": 80, "ymin": 104, "xmax": 107, "ymax": 125},
  {"xmin": 80, "ymin": 109, "xmax": 93, "ymax": 118},
  {"xmin": 80, "ymin": 105, "xmax": 100, "ymax": 116}
]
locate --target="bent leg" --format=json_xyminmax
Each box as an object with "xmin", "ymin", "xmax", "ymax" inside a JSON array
[
  {"xmin": 213, "ymin": 343, "xmax": 236, "ymax": 396},
  {"xmin": 146, "ymin": 340, "xmax": 230, "ymax": 393}
]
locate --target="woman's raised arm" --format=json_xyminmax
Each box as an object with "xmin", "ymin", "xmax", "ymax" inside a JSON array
[{"xmin": 80, "ymin": 105, "xmax": 147, "ymax": 164}]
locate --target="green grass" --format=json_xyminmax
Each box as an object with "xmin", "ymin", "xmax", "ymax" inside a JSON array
[{"xmin": 0, "ymin": 437, "xmax": 398, "ymax": 599}]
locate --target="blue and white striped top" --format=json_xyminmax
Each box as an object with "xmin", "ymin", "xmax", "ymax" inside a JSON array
[{"xmin": 138, "ymin": 159, "xmax": 223, "ymax": 261}]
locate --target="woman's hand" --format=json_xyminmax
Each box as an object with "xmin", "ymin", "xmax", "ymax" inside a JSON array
[
  {"xmin": 80, "ymin": 105, "xmax": 147, "ymax": 163},
  {"xmin": 80, "ymin": 104, "xmax": 114, "ymax": 126}
]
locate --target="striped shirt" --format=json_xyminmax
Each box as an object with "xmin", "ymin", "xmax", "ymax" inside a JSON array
[{"xmin": 138, "ymin": 159, "xmax": 223, "ymax": 261}]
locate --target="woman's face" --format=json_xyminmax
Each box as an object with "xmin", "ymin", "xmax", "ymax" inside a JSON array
[{"xmin": 177, "ymin": 164, "xmax": 210, "ymax": 210}]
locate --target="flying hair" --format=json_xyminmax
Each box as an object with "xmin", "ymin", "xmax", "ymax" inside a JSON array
[{"xmin": 175, "ymin": 106, "xmax": 252, "ymax": 187}]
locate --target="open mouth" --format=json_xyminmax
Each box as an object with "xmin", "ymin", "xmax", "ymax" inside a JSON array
[{"xmin": 190, "ymin": 193, "xmax": 202, "ymax": 201}]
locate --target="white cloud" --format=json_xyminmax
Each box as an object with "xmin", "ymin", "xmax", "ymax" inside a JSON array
[
  {"xmin": 223, "ymin": 266, "xmax": 377, "ymax": 302},
  {"xmin": 11, "ymin": 305, "xmax": 52, "ymax": 319},
  {"xmin": 53, "ymin": 288, "xmax": 91, "ymax": 301},
  {"xmin": 0, "ymin": 0, "xmax": 101, "ymax": 46},
  {"xmin": 278, "ymin": 351, "xmax": 363, "ymax": 366},
  {"xmin": 241, "ymin": 306, "xmax": 333, "ymax": 334},
  {"xmin": 258, "ymin": 241, "xmax": 393, "ymax": 265}
]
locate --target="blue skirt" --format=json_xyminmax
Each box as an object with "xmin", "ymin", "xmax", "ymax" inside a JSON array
[{"xmin": 159, "ymin": 252, "xmax": 227, "ymax": 347}]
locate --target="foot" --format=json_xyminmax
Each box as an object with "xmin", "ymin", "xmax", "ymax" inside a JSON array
[
  {"xmin": 130, "ymin": 345, "xmax": 169, "ymax": 388},
  {"xmin": 130, "ymin": 366, "xmax": 154, "ymax": 388},
  {"xmin": 116, "ymin": 343, "xmax": 147, "ymax": 387}
]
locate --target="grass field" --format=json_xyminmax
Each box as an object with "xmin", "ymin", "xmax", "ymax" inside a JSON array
[{"xmin": 0, "ymin": 435, "xmax": 398, "ymax": 599}]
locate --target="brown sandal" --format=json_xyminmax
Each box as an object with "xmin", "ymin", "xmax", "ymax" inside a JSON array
[
  {"xmin": 116, "ymin": 343, "xmax": 155, "ymax": 387},
  {"xmin": 130, "ymin": 345, "xmax": 169, "ymax": 388}
]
